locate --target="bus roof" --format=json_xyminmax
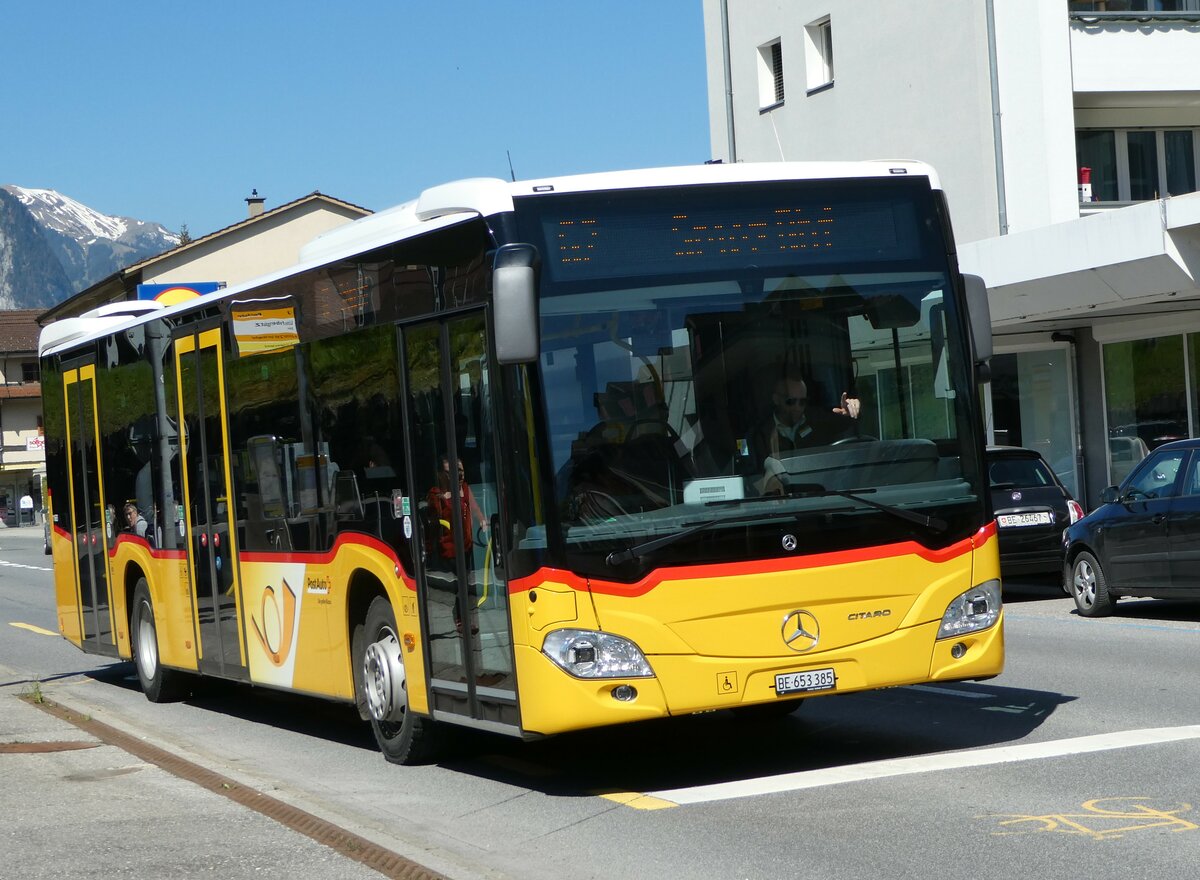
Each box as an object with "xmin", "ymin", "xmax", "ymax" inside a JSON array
[{"xmin": 39, "ymin": 160, "xmax": 941, "ymax": 359}]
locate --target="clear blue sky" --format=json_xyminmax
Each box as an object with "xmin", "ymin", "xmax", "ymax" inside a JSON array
[{"xmin": 4, "ymin": 2, "xmax": 711, "ymax": 237}]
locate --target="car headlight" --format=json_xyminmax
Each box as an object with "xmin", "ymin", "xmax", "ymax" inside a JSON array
[
  {"xmin": 542, "ymin": 629, "xmax": 655, "ymax": 679},
  {"xmin": 938, "ymin": 580, "xmax": 1002, "ymax": 639}
]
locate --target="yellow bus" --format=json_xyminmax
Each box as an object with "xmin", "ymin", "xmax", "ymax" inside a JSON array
[{"xmin": 40, "ymin": 162, "xmax": 1003, "ymax": 764}]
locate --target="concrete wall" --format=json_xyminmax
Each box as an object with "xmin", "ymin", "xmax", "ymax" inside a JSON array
[
  {"xmin": 993, "ymin": 1, "xmax": 1080, "ymax": 233},
  {"xmin": 703, "ymin": 0, "xmax": 1080, "ymax": 244}
]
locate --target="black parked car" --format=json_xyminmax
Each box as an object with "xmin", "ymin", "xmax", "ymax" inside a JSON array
[
  {"xmin": 1063, "ymin": 437, "xmax": 1200, "ymax": 617},
  {"xmin": 987, "ymin": 446, "xmax": 1084, "ymax": 578}
]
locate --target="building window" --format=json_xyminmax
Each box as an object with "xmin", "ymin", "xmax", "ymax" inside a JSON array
[
  {"xmin": 21, "ymin": 362, "xmax": 38, "ymax": 383},
  {"xmin": 804, "ymin": 17, "xmax": 834, "ymax": 93},
  {"xmin": 758, "ymin": 39, "xmax": 785, "ymax": 109},
  {"xmin": 1077, "ymin": 128, "xmax": 1200, "ymax": 202}
]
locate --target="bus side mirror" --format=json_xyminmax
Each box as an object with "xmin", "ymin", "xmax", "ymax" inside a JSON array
[
  {"xmin": 493, "ymin": 244, "xmax": 540, "ymax": 365},
  {"xmin": 964, "ymin": 274, "xmax": 992, "ymax": 367}
]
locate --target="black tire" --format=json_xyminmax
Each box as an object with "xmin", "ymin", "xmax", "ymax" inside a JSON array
[
  {"xmin": 732, "ymin": 698, "xmax": 805, "ymax": 721},
  {"xmin": 355, "ymin": 596, "xmax": 440, "ymax": 764},
  {"xmin": 1070, "ymin": 551, "xmax": 1115, "ymax": 618},
  {"xmin": 130, "ymin": 578, "xmax": 186, "ymax": 701}
]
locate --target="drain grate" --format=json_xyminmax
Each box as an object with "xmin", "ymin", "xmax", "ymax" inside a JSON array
[
  {"xmin": 27, "ymin": 697, "xmax": 448, "ymax": 880},
  {"xmin": 0, "ymin": 740, "xmax": 99, "ymax": 754}
]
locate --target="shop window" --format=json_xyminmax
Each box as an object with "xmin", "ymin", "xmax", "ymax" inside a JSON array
[
  {"xmin": 1102, "ymin": 334, "xmax": 1188, "ymax": 485},
  {"xmin": 989, "ymin": 350, "xmax": 1078, "ymax": 498}
]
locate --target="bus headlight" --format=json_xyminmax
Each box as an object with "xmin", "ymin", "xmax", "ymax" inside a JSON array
[
  {"xmin": 937, "ymin": 580, "xmax": 1002, "ymax": 639},
  {"xmin": 542, "ymin": 629, "xmax": 654, "ymax": 679}
]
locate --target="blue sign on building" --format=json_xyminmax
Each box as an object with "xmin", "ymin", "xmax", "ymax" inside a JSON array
[{"xmin": 136, "ymin": 282, "xmax": 224, "ymax": 304}]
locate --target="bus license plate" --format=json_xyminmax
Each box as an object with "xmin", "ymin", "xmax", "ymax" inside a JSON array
[
  {"xmin": 775, "ymin": 667, "xmax": 836, "ymax": 695},
  {"xmin": 997, "ymin": 512, "xmax": 1053, "ymax": 528}
]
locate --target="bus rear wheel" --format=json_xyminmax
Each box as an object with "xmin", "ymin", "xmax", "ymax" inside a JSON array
[
  {"xmin": 131, "ymin": 579, "xmax": 185, "ymax": 702},
  {"xmin": 355, "ymin": 596, "xmax": 439, "ymax": 765}
]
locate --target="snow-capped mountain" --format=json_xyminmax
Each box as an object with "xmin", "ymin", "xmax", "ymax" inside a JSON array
[
  {"xmin": 0, "ymin": 185, "xmax": 180, "ymax": 309},
  {"xmin": 0, "ymin": 188, "xmax": 73, "ymax": 309}
]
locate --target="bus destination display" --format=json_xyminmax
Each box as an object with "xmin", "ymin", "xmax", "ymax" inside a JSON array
[{"xmin": 534, "ymin": 192, "xmax": 925, "ymax": 283}]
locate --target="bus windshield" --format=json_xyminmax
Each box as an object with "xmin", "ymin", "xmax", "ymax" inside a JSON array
[{"xmin": 517, "ymin": 178, "xmax": 984, "ymax": 577}]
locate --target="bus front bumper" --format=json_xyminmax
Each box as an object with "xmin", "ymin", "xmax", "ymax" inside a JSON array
[{"xmin": 515, "ymin": 615, "xmax": 1004, "ymax": 737}]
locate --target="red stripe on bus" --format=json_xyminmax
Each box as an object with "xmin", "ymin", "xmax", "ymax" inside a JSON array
[
  {"xmin": 509, "ymin": 524, "xmax": 995, "ymax": 598},
  {"xmin": 240, "ymin": 533, "xmax": 417, "ymax": 591},
  {"xmin": 105, "ymin": 533, "xmax": 186, "ymax": 559}
]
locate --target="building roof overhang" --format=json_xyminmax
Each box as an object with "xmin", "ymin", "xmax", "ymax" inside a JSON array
[{"xmin": 959, "ymin": 192, "xmax": 1200, "ymax": 333}]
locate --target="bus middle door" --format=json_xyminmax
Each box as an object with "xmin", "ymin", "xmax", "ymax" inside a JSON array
[{"xmin": 174, "ymin": 327, "xmax": 248, "ymax": 679}]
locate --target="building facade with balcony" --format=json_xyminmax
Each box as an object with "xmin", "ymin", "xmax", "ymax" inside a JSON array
[
  {"xmin": 0, "ymin": 310, "xmax": 48, "ymax": 524},
  {"xmin": 703, "ymin": 0, "xmax": 1200, "ymax": 505}
]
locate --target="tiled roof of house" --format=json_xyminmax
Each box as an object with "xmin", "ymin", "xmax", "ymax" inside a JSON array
[{"xmin": 0, "ymin": 310, "xmax": 46, "ymax": 353}]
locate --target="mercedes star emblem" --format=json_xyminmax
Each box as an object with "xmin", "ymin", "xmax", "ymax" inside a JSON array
[
  {"xmin": 782, "ymin": 609, "xmax": 820, "ymax": 652},
  {"xmin": 782, "ymin": 533, "xmax": 798, "ymax": 552}
]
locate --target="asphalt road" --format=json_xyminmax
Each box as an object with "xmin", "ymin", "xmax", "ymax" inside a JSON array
[{"xmin": 4, "ymin": 530, "xmax": 1200, "ymax": 879}]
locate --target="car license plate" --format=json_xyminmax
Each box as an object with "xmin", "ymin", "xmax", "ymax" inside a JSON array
[
  {"xmin": 775, "ymin": 667, "xmax": 836, "ymax": 695},
  {"xmin": 997, "ymin": 512, "xmax": 1053, "ymax": 528}
]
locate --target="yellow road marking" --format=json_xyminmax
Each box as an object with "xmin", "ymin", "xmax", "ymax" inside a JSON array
[
  {"xmin": 10, "ymin": 622, "xmax": 58, "ymax": 637},
  {"xmin": 986, "ymin": 797, "xmax": 1198, "ymax": 840},
  {"xmin": 598, "ymin": 791, "xmax": 678, "ymax": 810}
]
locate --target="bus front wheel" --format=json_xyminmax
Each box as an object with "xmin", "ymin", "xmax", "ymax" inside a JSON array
[
  {"xmin": 355, "ymin": 596, "xmax": 439, "ymax": 765},
  {"xmin": 131, "ymin": 579, "xmax": 185, "ymax": 702}
]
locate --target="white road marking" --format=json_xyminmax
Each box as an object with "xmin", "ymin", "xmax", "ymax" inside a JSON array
[
  {"xmin": 907, "ymin": 684, "xmax": 993, "ymax": 700},
  {"xmin": 0, "ymin": 560, "xmax": 52, "ymax": 572},
  {"xmin": 643, "ymin": 726, "xmax": 1200, "ymax": 806}
]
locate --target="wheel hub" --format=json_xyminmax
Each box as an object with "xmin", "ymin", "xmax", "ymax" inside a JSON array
[
  {"xmin": 136, "ymin": 603, "xmax": 157, "ymax": 680},
  {"xmin": 363, "ymin": 629, "xmax": 406, "ymax": 723},
  {"xmin": 1075, "ymin": 563, "xmax": 1095, "ymax": 604}
]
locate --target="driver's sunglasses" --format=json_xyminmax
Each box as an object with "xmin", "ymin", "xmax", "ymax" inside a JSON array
[{"xmin": 782, "ymin": 396, "xmax": 807, "ymax": 406}]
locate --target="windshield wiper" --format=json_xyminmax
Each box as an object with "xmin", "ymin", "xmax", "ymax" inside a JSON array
[
  {"xmin": 605, "ymin": 486, "xmax": 947, "ymax": 567},
  {"xmin": 605, "ymin": 512, "xmax": 802, "ymax": 567},
  {"xmin": 783, "ymin": 483, "xmax": 947, "ymax": 532}
]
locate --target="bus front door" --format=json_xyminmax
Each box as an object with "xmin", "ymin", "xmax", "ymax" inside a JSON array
[
  {"xmin": 404, "ymin": 313, "xmax": 518, "ymax": 728},
  {"xmin": 62, "ymin": 363, "xmax": 117, "ymax": 655},
  {"xmin": 174, "ymin": 328, "xmax": 248, "ymax": 679}
]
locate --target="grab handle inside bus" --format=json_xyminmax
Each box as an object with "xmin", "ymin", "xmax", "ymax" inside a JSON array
[{"xmin": 493, "ymin": 243, "xmax": 540, "ymax": 364}]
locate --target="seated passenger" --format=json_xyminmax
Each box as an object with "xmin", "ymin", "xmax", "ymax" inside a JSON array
[{"xmin": 123, "ymin": 502, "xmax": 149, "ymax": 539}]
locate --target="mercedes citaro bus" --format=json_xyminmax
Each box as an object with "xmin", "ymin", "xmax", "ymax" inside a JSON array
[{"xmin": 41, "ymin": 161, "xmax": 1003, "ymax": 763}]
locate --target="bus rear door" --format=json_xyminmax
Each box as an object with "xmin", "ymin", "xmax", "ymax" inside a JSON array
[{"xmin": 62, "ymin": 361, "xmax": 118, "ymax": 655}]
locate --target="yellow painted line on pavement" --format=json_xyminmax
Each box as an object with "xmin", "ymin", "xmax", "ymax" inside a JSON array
[
  {"xmin": 597, "ymin": 790, "xmax": 678, "ymax": 810},
  {"xmin": 9, "ymin": 622, "xmax": 57, "ymax": 637}
]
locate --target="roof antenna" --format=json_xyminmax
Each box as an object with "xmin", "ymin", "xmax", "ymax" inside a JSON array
[{"xmin": 506, "ymin": 150, "xmax": 517, "ymax": 182}]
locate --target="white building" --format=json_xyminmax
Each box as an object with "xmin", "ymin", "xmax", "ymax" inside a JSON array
[{"xmin": 704, "ymin": 0, "xmax": 1200, "ymax": 504}]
